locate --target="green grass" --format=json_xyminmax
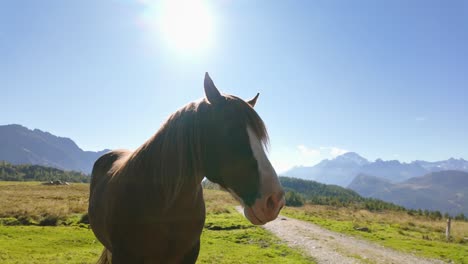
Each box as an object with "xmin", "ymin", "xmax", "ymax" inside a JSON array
[
  {"xmin": 0, "ymin": 225, "xmax": 101, "ymax": 264},
  {"xmin": 0, "ymin": 182, "xmax": 314, "ymax": 263},
  {"xmin": 282, "ymin": 206, "xmax": 468, "ymax": 264},
  {"xmin": 200, "ymin": 210, "xmax": 314, "ymax": 263},
  {"xmin": 0, "ymin": 211, "xmax": 314, "ymax": 264}
]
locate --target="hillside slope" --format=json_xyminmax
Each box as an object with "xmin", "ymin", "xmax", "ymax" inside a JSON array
[
  {"xmin": 0, "ymin": 124, "xmax": 108, "ymax": 173},
  {"xmin": 0, "ymin": 161, "xmax": 90, "ymax": 182},
  {"xmin": 279, "ymin": 176, "xmax": 404, "ymax": 211},
  {"xmin": 348, "ymin": 170, "xmax": 468, "ymax": 216}
]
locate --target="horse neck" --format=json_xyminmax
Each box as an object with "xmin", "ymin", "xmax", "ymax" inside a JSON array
[{"xmin": 120, "ymin": 109, "xmax": 206, "ymax": 205}]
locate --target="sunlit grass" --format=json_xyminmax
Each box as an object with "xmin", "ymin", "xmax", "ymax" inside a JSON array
[
  {"xmin": 0, "ymin": 182, "xmax": 314, "ymax": 263},
  {"xmin": 0, "ymin": 182, "xmax": 89, "ymax": 224},
  {"xmin": 0, "ymin": 225, "xmax": 101, "ymax": 264},
  {"xmin": 282, "ymin": 204, "xmax": 468, "ymax": 263}
]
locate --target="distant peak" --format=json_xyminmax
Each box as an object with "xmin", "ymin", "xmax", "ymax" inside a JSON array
[
  {"xmin": 1, "ymin": 124, "xmax": 28, "ymax": 129},
  {"xmin": 335, "ymin": 152, "xmax": 369, "ymax": 164},
  {"xmin": 340, "ymin": 152, "xmax": 361, "ymax": 158},
  {"xmin": 33, "ymin": 128, "xmax": 51, "ymax": 135}
]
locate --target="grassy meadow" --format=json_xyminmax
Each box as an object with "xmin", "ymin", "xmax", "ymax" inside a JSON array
[
  {"xmin": 0, "ymin": 182, "xmax": 313, "ymax": 264},
  {"xmin": 2, "ymin": 181, "xmax": 468, "ymax": 263},
  {"xmin": 283, "ymin": 205, "xmax": 468, "ymax": 263}
]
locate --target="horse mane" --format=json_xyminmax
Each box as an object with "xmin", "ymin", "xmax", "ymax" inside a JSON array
[
  {"xmin": 112, "ymin": 96, "xmax": 269, "ymax": 207},
  {"xmin": 225, "ymin": 95, "xmax": 269, "ymax": 148}
]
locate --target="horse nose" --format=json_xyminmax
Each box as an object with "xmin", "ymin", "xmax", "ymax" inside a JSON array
[{"xmin": 266, "ymin": 190, "xmax": 285, "ymax": 214}]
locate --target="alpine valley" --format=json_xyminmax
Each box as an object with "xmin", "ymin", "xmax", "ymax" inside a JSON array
[{"xmin": 284, "ymin": 152, "xmax": 468, "ymax": 216}]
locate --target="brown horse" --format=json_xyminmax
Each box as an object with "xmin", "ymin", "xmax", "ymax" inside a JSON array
[{"xmin": 88, "ymin": 73, "xmax": 285, "ymax": 264}]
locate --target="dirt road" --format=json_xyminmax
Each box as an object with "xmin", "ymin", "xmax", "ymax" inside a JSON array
[{"xmin": 236, "ymin": 207, "xmax": 446, "ymax": 264}]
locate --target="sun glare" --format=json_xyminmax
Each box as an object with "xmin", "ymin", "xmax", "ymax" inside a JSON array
[{"xmin": 149, "ymin": 0, "xmax": 215, "ymax": 53}]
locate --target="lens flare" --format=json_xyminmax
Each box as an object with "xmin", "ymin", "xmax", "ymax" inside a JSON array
[{"xmin": 139, "ymin": 0, "xmax": 215, "ymax": 53}]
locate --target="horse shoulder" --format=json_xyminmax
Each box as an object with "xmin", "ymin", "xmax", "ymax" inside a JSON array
[{"xmin": 89, "ymin": 149, "xmax": 132, "ymax": 249}]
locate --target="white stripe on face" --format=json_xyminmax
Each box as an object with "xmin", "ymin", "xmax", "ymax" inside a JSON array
[{"xmin": 246, "ymin": 126, "xmax": 281, "ymax": 198}]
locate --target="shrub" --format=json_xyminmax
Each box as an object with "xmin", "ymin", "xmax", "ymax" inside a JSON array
[
  {"xmin": 39, "ymin": 215, "xmax": 60, "ymax": 226},
  {"xmin": 455, "ymin": 237, "xmax": 467, "ymax": 244},
  {"xmin": 285, "ymin": 191, "xmax": 304, "ymax": 207},
  {"xmin": 0, "ymin": 217, "xmax": 21, "ymax": 226},
  {"xmin": 17, "ymin": 215, "xmax": 35, "ymax": 225},
  {"xmin": 454, "ymin": 213, "xmax": 467, "ymax": 221},
  {"xmin": 79, "ymin": 213, "xmax": 89, "ymax": 224}
]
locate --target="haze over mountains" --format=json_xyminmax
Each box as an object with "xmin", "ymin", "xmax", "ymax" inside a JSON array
[
  {"xmin": 348, "ymin": 171, "xmax": 468, "ymax": 216},
  {"xmin": 2, "ymin": 123, "xmax": 468, "ymax": 216},
  {"xmin": 0, "ymin": 124, "xmax": 108, "ymax": 173},
  {"xmin": 284, "ymin": 152, "xmax": 468, "ymax": 216},
  {"xmin": 284, "ymin": 152, "xmax": 468, "ymax": 187}
]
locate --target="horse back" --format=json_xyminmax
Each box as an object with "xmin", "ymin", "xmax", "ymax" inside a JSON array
[
  {"xmin": 88, "ymin": 149, "xmax": 132, "ymax": 249},
  {"xmin": 88, "ymin": 149, "xmax": 206, "ymax": 262}
]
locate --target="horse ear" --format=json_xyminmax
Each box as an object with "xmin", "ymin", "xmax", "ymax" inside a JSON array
[
  {"xmin": 247, "ymin": 93, "xmax": 260, "ymax": 107},
  {"xmin": 204, "ymin": 72, "xmax": 222, "ymax": 104}
]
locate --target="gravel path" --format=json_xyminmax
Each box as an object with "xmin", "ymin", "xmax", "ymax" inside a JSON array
[{"xmin": 236, "ymin": 207, "xmax": 446, "ymax": 264}]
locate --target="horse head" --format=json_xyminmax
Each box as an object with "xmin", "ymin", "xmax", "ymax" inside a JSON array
[{"xmin": 202, "ymin": 73, "xmax": 285, "ymax": 225}]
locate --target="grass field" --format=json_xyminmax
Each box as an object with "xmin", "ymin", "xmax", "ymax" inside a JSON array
[
  {"xmin": 0, "ymin": 181, "xmax": 89, "ymax": 225},
  {"xmin": 282, "ymin": 205, "xmax": 468, "ymax": 263},
  {"xmin": 0, "ymin": 225, "xmax": 101, "ymax": 264},
  {"xmin": 0, "ymin": 182, "xmax": 314, "ymax": 264},
  {"xmin": 4, "ymin": 181, "xmax": 467, "ymax": 263}
]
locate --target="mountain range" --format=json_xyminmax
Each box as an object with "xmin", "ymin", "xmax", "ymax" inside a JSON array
[
  {"xmin": 348, "ymin": 171, "xmax": 468, "ymax": 216},
  {"xmin": 0, "ymin": 124, "xmax": 108, "ymax": 173},
  {"xmin": 1, "ymin": 123, "xmax": 467, "ymax": 216},
  {"xmin": 284, "ymin": 152, "xmax": 468, "ymax": 187},
  {"xmin": 284, "ymin": 152, "xmax": 468, "ymax": 216}
]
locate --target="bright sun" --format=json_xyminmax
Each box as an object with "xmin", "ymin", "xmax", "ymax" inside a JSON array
[{"xmin": 156, "ymin": 0, "xmax": 215, "ymax": 52}]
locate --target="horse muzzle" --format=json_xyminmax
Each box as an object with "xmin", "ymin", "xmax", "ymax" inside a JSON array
[{"xmin": 243, "ymin": 190, "xmax": 285, "ymax": 225}]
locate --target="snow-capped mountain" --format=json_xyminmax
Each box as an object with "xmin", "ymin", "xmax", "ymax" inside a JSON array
[{"xmin": 283, "ymin": 152, "xmax": 468, "ymax": 187}]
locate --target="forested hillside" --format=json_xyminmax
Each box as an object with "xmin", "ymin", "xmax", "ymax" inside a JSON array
[
  {"xmin": 280, "ymin": 176, "xmax": 468, "ymax": 221},
  {"xmin": 349, "ymin": 171, "xmax": 468, "ymax": 217},
  {"xmin": 281, "ymin": 177, "xmax": 413, "ymax": 211},
  {"xmin": 0, "ymin": 161, "xmax": 89, "ymax": 183}
]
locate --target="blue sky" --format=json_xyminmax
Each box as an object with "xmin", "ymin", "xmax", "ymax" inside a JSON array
[{"xmin": 1, "ymin": 0, "xmax": 467, "ymax": 172}]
